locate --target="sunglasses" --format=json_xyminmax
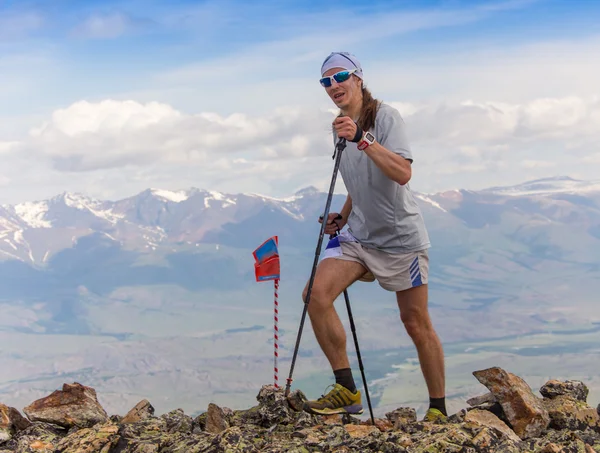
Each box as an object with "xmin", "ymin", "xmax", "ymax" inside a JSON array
[{"xmin": 319, "ymin": 69, "xmax": 357, "ymax": 88}]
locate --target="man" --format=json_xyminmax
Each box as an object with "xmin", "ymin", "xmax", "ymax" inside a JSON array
[{"xmin": 300, "ymin": 51, "xmax": 447, "ymax": 422}]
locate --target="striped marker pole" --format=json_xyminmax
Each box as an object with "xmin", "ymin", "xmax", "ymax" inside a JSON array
[{"xmin": 274, "ymin": 279, "xmax": 279, "ymax": 388}]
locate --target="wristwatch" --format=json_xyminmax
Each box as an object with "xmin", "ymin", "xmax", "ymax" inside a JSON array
[{"xmin": 357, "ymin": 131, "xmax": 375, "ymax": 150}]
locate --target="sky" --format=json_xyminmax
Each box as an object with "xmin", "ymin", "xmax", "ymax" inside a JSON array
[{"xmin": 0, "ymin": 0, "xmax": 599, "ymax": 204}]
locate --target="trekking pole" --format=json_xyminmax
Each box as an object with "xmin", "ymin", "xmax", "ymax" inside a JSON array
[
  {"xmin": 335, "ymin": 234, "xmax": 376, "ymax": 425},
  {"xmin": 285, "ymin": 137, "xmax": 346, "ymax": 398}
]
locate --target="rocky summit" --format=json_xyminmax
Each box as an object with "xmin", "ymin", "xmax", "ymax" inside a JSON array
[{"xmin": 1, "ymin": 367, "xmax": 599, "ymax": 452}]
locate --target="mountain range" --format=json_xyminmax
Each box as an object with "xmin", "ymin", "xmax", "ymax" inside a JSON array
[
  {"xmin": 1, "ymin": 175, "xmax": 600, "ymax": 417},
  {"xmin": 3, "ymin": 175, "xmax": 600, "ymax": 263}
]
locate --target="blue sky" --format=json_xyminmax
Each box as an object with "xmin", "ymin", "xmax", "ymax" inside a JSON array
[{"xmin": 1, "ymin": 0, "xmax": 599, "ymax": 203}]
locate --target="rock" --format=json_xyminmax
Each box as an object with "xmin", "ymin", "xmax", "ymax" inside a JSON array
[
  {"xmin": 541, "ymin": 443, "xmax": 564, "ymax": 453},
  {"xmin": 111, "ymin": 416, "xmax": 173, "ymax": 452},
  {"xmin": 0, "ymin": 404, "xmax": 31, "ymax": 441},
  {"xmin": 540, "ymin": 379, "xmax": 589, "ymax": 402},
  {"xmin": 286, "ymin": 389, "xmax": 308, "ymax": 412},
  {"xmin": 205, "ymin": 403, "xmax": 229, "ymax": 434},
  {"xmin": 361, "ymin": 417, "xmax": 394, "ymax": 432},
  {"xmin": 467, "ymin": 392, "xmax": 496, "ymax": 406},
  {"xmin": 160, "ymin": 408, "xmax": 193, "ymax": 434},
  {"xmin": 385, "ymin": 407, "xmax": 417, "ymax": 430},
  {"xmin": 192, "ymin": 412, "xmax": 207, "ymax": 433},
  {"xmin": 2, "ymin": 422, "xmax": 66, "ymax": 452},
  {"xmin": 473, "ymin": 366, "xmax": 550, "ymax": 439},
  {"xmin": 121, "ymin": 399, "xmax": 154, "ymax": 424},
  {"xmin": 542, "ymin": 395, "xmax": 600, "ymax": 432},
  {"xmin": 55, "ymin": 422, "xmax": 119, "ymax": 453},
  {"xmin": 386, "ymin": 407, "xmax": 417, "ymax": 424},
  {"xmin": 255, "ymin": 384, "xmax": 295, "ymax": 427},
  {"xmin": 23, "ymin": 383, "xmax": 109, "ymax": 429},
  {"xmin": 213, "ymin": 426, "xmax": 261, "ymax": 452},
  {"xmin": 344, "ymin": 424, "xmax": 380, "ymax": 439},
  {"xmin": 464, "ymin": 408, "xmax": 521, "ymax": 443},
  {"xmin": 321, "ymin": 414, "xmax": 343, "ymax": 426},
  {"xmin": 411, "ymin": 425, "xmax": 474, "ymax": 452},
  {"xmin": 325, "ymin": 425, "xmax": 351, "ymax": 448}
]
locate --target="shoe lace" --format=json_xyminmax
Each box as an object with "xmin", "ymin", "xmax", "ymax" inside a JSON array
[{"xmin": 317, "ymin": 384, "xmax": 340, "ymax": 404}]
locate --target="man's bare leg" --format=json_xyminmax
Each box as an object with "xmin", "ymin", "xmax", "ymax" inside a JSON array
[
  {"xmin": 396, "ymin": 284, "xmax": 445, "ymax": 400},
  {"xmin": 302, "ymin": 258, "xmax": 367, "ymax": 372}
]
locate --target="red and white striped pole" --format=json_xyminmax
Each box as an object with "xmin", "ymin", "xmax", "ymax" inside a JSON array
[{"xmin": 274, "ymin": 279, "xmax": 279, "ymax": 388}]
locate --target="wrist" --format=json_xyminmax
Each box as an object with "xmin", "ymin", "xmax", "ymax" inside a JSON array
[
  {"xmin": 357, "ymin": 131, "xmax": 376, "ymax": 151},
  {"xmin": 350, "ymin": 122, "xmax": 363, "ymax": 143}
]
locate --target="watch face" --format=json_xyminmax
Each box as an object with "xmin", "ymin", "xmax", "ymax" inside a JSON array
[{"xmin": 366, "ymin": 132, "xmax": 375, "ymax": 141}]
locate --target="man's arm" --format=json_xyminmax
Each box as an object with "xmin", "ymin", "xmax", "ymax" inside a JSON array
[
  {"xmin": 363, "ymin": 143, "xmax": 412, "ymax": 185},
  {"xmin": 332, "ymin": 109, "xmax": 414, "ymax": 186},
  {"xmin": 340, "ymin": 194, "xmax": 352, "ymax": 223}
]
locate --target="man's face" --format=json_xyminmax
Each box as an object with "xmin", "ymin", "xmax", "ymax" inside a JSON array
[{"xmin": 322, "ymin": 67, "xmax": 362, "ymax": 111}]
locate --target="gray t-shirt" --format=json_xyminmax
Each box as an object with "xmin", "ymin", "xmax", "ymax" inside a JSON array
[{"xmin": 333, "ymin": 102, "xmax": 431, "ymax": 253}]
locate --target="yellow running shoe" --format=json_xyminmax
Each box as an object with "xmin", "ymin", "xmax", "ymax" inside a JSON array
[
  {"xmin": 303, "ymin": 383, "xmax": 363, "ymax": 415},
  {"xmin": 423, "ymin": 407, "xmax": 447, "ymax": 422}
]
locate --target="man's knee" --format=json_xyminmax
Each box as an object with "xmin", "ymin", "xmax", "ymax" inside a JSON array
[
  {"xmin": 401, "ymin": 311, "xmax": 432, "ymax": 341},
  {"xmin": 302, "ymin": 282, "xmax": 333, "ymax": 313}
]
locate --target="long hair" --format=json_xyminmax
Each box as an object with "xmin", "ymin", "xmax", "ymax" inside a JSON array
[
  {"xmin": 356, "ymin": 85, "xmax": 381, "ymax": 132},
  {"xmin": 335, "ymin": 81, "xmax": 381, "ymax": 133}
]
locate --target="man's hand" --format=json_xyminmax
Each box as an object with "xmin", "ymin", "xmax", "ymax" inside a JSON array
[
  {"xmin": 319, "ymin": 213, "xmax": 346, "ymax": 235},
  {"xmin": 333, "ymin": 116, "xmax": 360, "ymax": 142}
]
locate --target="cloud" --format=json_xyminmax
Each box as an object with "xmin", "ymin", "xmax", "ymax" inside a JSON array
[
  {"xmin": 0, "ymin": 12, "xmax": 44, "ymax": 41},
  {"xmin": 71, "ymin": 12, "xmax": 150, "ymax": 39},
  {"xmin": 521, "ymin": 160, "xmax": 558, "ymax": 169},
  {"xmin": 395, "ymin": 96, "xmax": 600, "ymax": 145},
  {"xmin": 22, "ymin": 99, "xmax": 335, "ymax": 171},
  {"xmin": 0, "ymin": 141, "xmax": 19, "ymax": 154},
  {"xmin": 4, "ymin": 92, "xmax": 595, "ymax": 202}
]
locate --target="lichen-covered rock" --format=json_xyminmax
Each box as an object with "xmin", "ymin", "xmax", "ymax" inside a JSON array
[
  {"xmin": 2, "ymin": 372, "xmax": 600, "ymax": 452},
  {"xmin": 55, "ymin": 422, "xmax": 119, "ymax": 453},
  {"xmin": 121, "ymin": 400, "xmax": 154, "ymax": 424},
  {"xmin": 473, "ymin": 366, "xmax": 550, "ymax": 439},
  {"xmin": 542, "ymin": 395, "xmax": 600, "ymax": 432},
  {"xmin": 386, "ymin": 407, "xmax": 417, "ymax": 430},
  {"xmin": 205, "ymin": 403, "xmax": 229, "ymax": 434},
  {"xmin": 160, "ymin": 409, "xmax": 193, "ymax": 434},
  {"xmin": 540, "ymin": 379, "xmax": 589, "ymax": 402},
  {"xmin": 464, "ymin": 408, "xmax": 521, "ymax": 443},
  {"xmin": 23, "ymin": 383, "xmax": 109, "ymax": 429},
  {"xmin": 0, "ymin": 404, "xmax": 30, "ymax": 442},
  {"xmin": 286, "ymin": 388, "xmax": 308, "ymax": 412},
  {"xmin": 111, "ymin": 415, "xmax": 170, "ymax": 451},
  {"xmin": 255, "ymin": 385, "xmax": 295, "ymax": 427},
  {"xmin": 1, "ymin": 422, "xmax": 66, "ymax": 453},
  {"xmin": 213, "ymin": 426, "xmax": 261, "ymax": 452}
]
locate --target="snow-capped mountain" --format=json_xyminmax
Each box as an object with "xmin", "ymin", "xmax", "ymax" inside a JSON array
[
  {"xmin": 0, "ymin": 187, "xmax": 311, "ymax": 265},
  {"xmin": 481, "ymin": 176, "xmax": 600, "ymax": 197},
  {"xmin": 1, "ymin": 176, "xmax": 599, "ymax": 266}
]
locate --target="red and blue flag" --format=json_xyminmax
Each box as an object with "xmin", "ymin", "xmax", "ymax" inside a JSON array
[{"xmin": 253, "ymin": 236, "xmax": 280, "ymax": 282}]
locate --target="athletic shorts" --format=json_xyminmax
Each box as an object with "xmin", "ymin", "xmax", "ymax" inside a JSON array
[{"xmin": 322, "ymin": 231, "xmax": 429, "ymax": 292}]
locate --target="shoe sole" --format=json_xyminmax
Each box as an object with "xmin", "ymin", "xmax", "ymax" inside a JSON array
[{"xmin": 303, "ymin": 403, "xmax": 364, "ymax": 416}]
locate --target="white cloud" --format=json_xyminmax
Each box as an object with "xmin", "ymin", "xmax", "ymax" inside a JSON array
[
  {"xmin": 400, "ymin": 96, "xmax": 600, "ymax": 145},
  {"xmin": 28, "ymin": 94, "xmax": 597, "ymax": 175},
  {"xmin": 0, "ymin": 92, "xmax": 595, "ymax": 205},
  {"xmin": 22, "ymin": 99, "xmax": 335, "ymax": 171},
  {"xmin": 0, "ymin": 12, "xmax": 43, "ymax": 41},
  {"xmin": 521, "ymin": 160, "xmax": 557, "ymax": 169},
  {"xmin": 0, "ymin": 141, "xmax": 19, "ymax": 154},
  {"xmin": 71, "ymin": 12, "xmax": 146, "ymax": 39},
  {"xmin": 1, "ymin": 1, "xmax": 599, "ymax": 203}
]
